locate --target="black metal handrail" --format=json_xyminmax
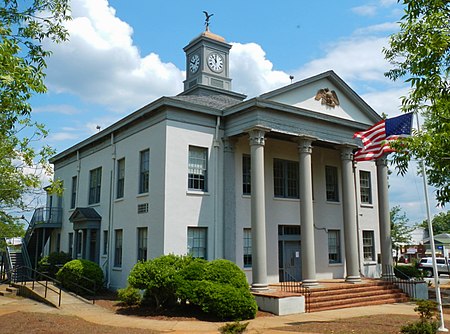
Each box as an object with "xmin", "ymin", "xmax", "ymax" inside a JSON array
[
  {"xmin": 58, "ymin": 269, "xmax": 97, "ymax": 304},
  {"xmin": 382, "ymin": 264, "xmax": 427, "ymax": 299},
  {"xmin": 9, "ymin": 265, "xmax": 63, "ymax": 307},
  {"xmin": 25, "ymin": 207, "xmax": 62, "ymax": 244},
  {"xmin": 280, "ymin": 270, "xmax": 311, "ymax": 312}
]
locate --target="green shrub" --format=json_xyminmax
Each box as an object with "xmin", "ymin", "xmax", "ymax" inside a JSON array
[
  {"xmin": 401, "ymin": 300, "xmax": 439, "ymax": 334},
  {"xmin": 395, "ymin": 265, "xmax": 423, "ymax": 279},
  {"xmin": 219, "ymin": 321, "xmax": 249, "ymax": 334},
  {"xmin": 117, "ymin": 286, "xmax": 141, "ymax": 306},
  {"xmin": 176, "ymin": 258, "xmax": 207, "ymax": 304},
  {"xmin": 56, "ymin": 259, "xmax": 104, "ymax": 294},
  {"xmin": 204, "ymin": 259, "xmax": 249, "ymax": 289},
  {"xmin": 196, "ymin": 281, "xmax": 257, "ymax": 321},
  {"xmin": 38, "ymin": 251, "xmax": 72, "ymax": 278},
  {"xmin": 128, "ymin": 254, "xmax": 190, "ymax": 308}
]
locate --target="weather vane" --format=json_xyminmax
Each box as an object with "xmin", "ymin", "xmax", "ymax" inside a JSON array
[{"xmin": 203, "ymin": 11, "xmax": 214, "ymax": 30}]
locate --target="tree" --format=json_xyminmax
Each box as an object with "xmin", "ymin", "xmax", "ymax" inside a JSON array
[
  {"xmin": 418, "ymin": 211, "xmax": 450, "ymax": 235},
  {"xmin": 0, "ymin": 0, "xmax": 70, "ymax": 237},
  {"xmin": 391, "ymin": 206, "xmax": 413, "ymax": 262},
  {"xmin": 383, "ymin": 0, "xmax": 450, "ymax": 206}
]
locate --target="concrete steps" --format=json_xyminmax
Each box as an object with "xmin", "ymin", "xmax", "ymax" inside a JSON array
[
  {"xmin": 0, "ymin": 285, "xmax": 18, "ymax": 297},
  {"xmin": 308, "ymin": 281, "xmax": 409, "ymax": 312}
]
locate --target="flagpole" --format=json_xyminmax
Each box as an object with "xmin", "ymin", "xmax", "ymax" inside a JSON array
[{"xmin": 416, "ymin": 113, "xmax": 448, "ymax": 332}]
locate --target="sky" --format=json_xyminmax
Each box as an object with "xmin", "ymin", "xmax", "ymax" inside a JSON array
[{"xmin": 28, "ymin": 0, "xmax": 445, "ymax": 224}]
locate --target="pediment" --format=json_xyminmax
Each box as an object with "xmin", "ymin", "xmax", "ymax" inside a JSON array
[
  {"xmin": 69, "ymin": 207, "xmax": 101, "ymax": 223},
  {"xmin": 260, "ymin": 70, "xmax": 381, "ymax": 125}
]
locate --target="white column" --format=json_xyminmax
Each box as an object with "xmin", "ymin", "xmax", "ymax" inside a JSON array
[
  {"xmin": 248, "ymin": 128, "xmax": 269, "ymax": 291},
  {"xmin": 298, "ymin": 137, "xmax": 318, "ymax": 287},
  {"xmin": 341, "ymin": 146, "xmax": 362, "ymax": 283},
  {"xmin": 376, "ymin": 157, "xmax": 395, "ymax": 278}
]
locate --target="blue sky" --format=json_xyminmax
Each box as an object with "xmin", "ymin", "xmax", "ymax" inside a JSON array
[{"xmin": 29, "ymin": 0, "xmax": 445, "ymax": 223}]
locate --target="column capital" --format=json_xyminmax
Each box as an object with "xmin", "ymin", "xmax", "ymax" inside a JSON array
[
  {"xmin": 376, "ymin": 155, "xmax": 388, "ymax": 167},
  {"xmin": 247, "ymin": 126, "xmax": 269, "ymax": 146},
  {"xmin": 297, "ymin": 135, "xmax": 316, "ymax": 154},
  {"xmin": 340, "ymin": 147, "xmax": 354, "ymax": 161}
]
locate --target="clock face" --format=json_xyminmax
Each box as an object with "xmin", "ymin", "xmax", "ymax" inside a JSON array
[
  {"xmin": 189, "ymin": 54, "xmax": 200, "ymax": 73},
  {"xmin": 207, "ymin": 53, "xmax": 224, "ymax": 72}
]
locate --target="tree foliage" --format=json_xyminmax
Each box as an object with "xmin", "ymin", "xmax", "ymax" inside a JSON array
[
  {"xmin": 0, "ymin": 0, "xmax": 70, "ymax": 226},
  {"xmin": 418, "ymin": 210, "xmax": 450, "ymax": 235},
  {"xmin": 384, "ymin": 0, "xmax": 450, "ymax": 205},
  {"xmin": 391, "ymin": 206, "xmax": 413, "ymax": 251}
]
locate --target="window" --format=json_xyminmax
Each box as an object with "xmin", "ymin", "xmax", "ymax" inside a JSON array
[
  {"xmin": 325, "ymin": 166, "xmax": 339, "ymax": 202},
  {"xmin": 117, "ymin": 158, "xmax": 125, "ymax": 198},
  {"xmin": 76, "ymin": 231, "xmax": 82, "ymax": 256},
  {"xmin": 328, "ymin": 230, "xmax": 341, "ymax": 264},
  {"xmin": 363, "ymin": 230, "xmax": 375, "ymax": 261},
  {"xmin": 103, "ymin": 230, "xmax": 108, "ymax": 255},
  {"xmin": 68, "ymin": 232, "xmax": 73, "ymax": 257},
  {"xmin": 89, "ymin": 167, "xmax": 102, "ymax": 205},
  {"xmin": 139, "ymin": 150, "xmax": 149, "ymax": 194},
  {"xmin": 242, "ymin": 155, "xmax": 251, "ymax": 195},
  {"xmin": 243, "ymin": 228, "xmax": 252, "ymax": 268},
  {"xmin": 360, "ymin": 171, "xmax": 372, "ymax": 204},
  {"xmin": 70, "ymin": 176, "xmax": 77, "ymax": 209},
  {"xmin": 188, "ymin": 146, "xmax": 208, "ymax": 191},
  {"xmin": 137, "ymin": 227, "xmax": 148, "ymax": 261},
  {"xmin": 187, "ymin": 227, "xmax": 207, "ymax": 259},
  {"xmin": 114, "ymin": 229, "xmax": 123, "ymax": 267},
  {"xmin": 273, "ymin": 159, "xmax": 299, "ymax": 198}
]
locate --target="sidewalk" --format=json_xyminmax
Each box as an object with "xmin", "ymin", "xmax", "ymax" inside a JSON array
[{"xmin": 0, "ymin": 286, "xmax": 422, "ymax": 334}]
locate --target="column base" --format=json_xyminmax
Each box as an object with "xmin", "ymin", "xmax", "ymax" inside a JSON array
[
  {"xmin": 302, "ymin": 279, "xmax": 319, "ymax": 287},
  {"xmin": 345, "ymin": 275, "xmax": 362, "ymax": 283},
  {"xmin": 251, "ymin": 283, "xmax": 269, "ymax": 292}
]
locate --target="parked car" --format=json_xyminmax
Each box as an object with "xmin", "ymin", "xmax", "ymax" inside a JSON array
[{"xmin": 418, "ymin": 257, "xmax": 450, "ymax": 277}]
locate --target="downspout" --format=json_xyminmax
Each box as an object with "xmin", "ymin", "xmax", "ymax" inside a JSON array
[
  {"xmin": 107, "ymin": 133, "xmax": 116, "ymax": 288},
  {"xmin": 213, "ymin": 116, "xmax": 221, "ymax": 259}
]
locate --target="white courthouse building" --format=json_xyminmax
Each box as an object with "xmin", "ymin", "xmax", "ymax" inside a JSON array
[{"xmin": 32, "ymin": 28, "xmax": 394, "ymax": 290}]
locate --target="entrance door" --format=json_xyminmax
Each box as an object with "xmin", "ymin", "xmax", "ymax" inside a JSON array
[{"xmin": 283, "ymin": 241, "xmax": 301, "ymax": 281}]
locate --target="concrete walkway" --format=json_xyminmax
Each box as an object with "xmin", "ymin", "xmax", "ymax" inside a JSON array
[{"xmin": 0, "ymin": 284, "xmax": 426, "ymax": 334}]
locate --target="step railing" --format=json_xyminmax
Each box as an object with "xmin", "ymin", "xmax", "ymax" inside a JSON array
[
  {"xmin": 280, "ymin": 270, "xmax": 311, "ymax": 312},
  {"xmin": 8, "ymin": 265, "xmax": 62, "ymax": 307},
  {"xmin": 382, "ymin": 264, "xmax": 428, "ymax": 300}
]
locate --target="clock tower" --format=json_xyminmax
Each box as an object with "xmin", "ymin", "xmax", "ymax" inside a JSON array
[{"xmin": 182, "ymin": 27, "xmax": 239, "ymax": 97}]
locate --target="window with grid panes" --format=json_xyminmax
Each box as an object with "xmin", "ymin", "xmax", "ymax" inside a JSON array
[
  {"xmin": 242, "ymin": 154, "xmax": 251, "ymax": 195},
  {"xmin": 139, "ymin": 150, "xmax": 149, "ymax": 194},
  {"xmin": 273, "ymin": 159, "xmax": 299, "ymax": 198},
  {"xmin": 88, "ymin": 167, "xmax": 102, "ymax": 204},
  {"xmin": 137, "ymin": 227, "xmax": 148, "ymax": 261},
  {"xmin": 363, "ymin": 230, "xmax": 375, "ymax": 261},
  {"xmin": 328, "ymin": 230, "xmax": 341, "ymax": 263},
  {"xmin": 188, "ymin": 146, "xmax": 208, "ymax": 191},
  {"xmin": 243, "ymin": 228, "xmax": 252, "ymax": 268},
  {"xmin": 359, "ymin": 171, "xmax": 372, "ymax": 204},
  {"xmin": 114, "ymin": 229, "xmax": 123, "ymax": 267},
  {"xmin": 70, "ymin": 176, "xmax": 77, "ymax": 209},
  {"xmin": 187, "ymin": 227, "xmax": 207, "ymax": 259},
  {"xmin": 116, "ymin": 158, "xmax": 125, "ymax": 198},
  {"xmin": 325, "ymin": 166, "xmax": 339, "ymax": 202}
]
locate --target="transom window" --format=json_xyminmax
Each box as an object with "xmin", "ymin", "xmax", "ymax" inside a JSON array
[
  {"xmin": 243, "ymin": 228, "xmax": 252, "ymax": 268},
  {"xmin": 139, "ymin": 150, "xmax": 149, "ymax": 194},
  {"xmin": 359, "ymin": 171, "xmax": 372, "ymax": 204},
  {"xmin": 187, "ymin": 227, "xmax": 207, "ymax": 259},
  {"xmin": 328, "ymin": 230, "xmax": 341, "ymax": 264},
  {"xmin": 88, "ymin": 167, "xmax": 102, "ymax": 205},
  {"xmin": 325, "ymin": 165, "xmax": 339, "ymax": 202},
  {"xmin": 273, "ymin": 159, "xmax": 299, "ymax": 198},
  {"xmin": 188, "ymin": 146, "xmax": 208, "ymax": 191}
]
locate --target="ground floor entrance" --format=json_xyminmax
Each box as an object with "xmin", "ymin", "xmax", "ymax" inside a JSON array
[{"xmin": 278, "ymin": 225, "xmax": 301, "ymax": 282}]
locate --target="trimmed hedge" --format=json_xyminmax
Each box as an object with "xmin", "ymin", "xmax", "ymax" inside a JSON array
[
  {"xmin": 56, "ymin": 259, "xmax": 104, "ymax": 294},
  {"xmin": 117, "ymin": 286, "xmax": 141, "ymax": 306},
  {"xmin": 395, "ymin": 265, "xmax": 423, "ymax": 279},
  {"xmin": 38, "ymin": 251, "xmax": 72, "ymax": 278},
  {"xmin": 127, "ymin": 255, "xmax": 257, "ymax": 320}
]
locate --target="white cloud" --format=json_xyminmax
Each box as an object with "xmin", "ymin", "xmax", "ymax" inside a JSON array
[
  {"xmin": 45, "ymin": 0, "xmax": 184, "ymax": 113},
  {"xmin": 354, "ymin": 22, "xmax": 398, "ymax": 35},
  {"xmin": 361, "ymin": 87, "xmax": 407, "ymax": 117},
  {"xmin": 230, "ymin": 42, "xmax": 291, "ymax": 97},
  {"xmin": 352, "ymin": 5, "xmax": 377, "ymax": 16},
  {"xmin": 33, "ymin": 104, "xmax": 81, "ymax": 115},
  {"xmin": 48, "ymin": 132, "xmax": 80, "ymax": 142}
]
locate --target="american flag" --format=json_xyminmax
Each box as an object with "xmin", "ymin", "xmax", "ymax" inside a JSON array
[{"xmin": 353, "ymin": 113, "xmax": 413, "ymax": 161}]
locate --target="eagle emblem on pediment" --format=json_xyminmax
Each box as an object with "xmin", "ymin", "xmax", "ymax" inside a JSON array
[{"xmin": 315, "ymin": 88, "xmax": 340, "ymax": 108}]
